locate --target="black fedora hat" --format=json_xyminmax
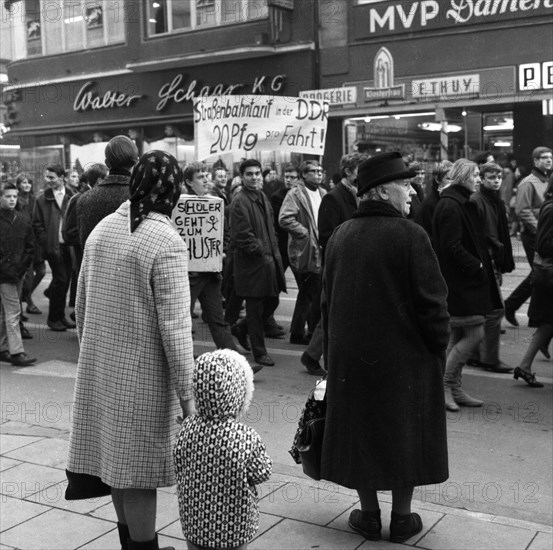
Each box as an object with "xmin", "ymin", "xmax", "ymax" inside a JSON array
[{"xmin": 357, "ymin": 152, "xmax": 416, "ymax": 196}]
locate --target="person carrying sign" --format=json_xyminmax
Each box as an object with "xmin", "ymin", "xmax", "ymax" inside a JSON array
[
  {"xmin": 182, "ymin": 162, "xmax": 243, "ymax": 358},
  {"xmin": 229, "ymin": 159, "xmax": 286, "ymax": 367}
]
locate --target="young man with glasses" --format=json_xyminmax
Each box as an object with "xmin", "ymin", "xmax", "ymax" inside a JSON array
[{"xmin": 279, "ymin": 160, "xmax": 326, "ymax": 346}]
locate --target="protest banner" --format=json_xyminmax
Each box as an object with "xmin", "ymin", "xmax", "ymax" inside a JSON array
[
  {"xmin": 193, "ymin": 95, "xmax": 329, "ymax": 160},
  {"xmin": 172, "ymin": 194, "xmax": 224, "ymax": 272}
]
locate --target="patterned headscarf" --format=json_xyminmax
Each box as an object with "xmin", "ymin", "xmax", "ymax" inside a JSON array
[{"xmin": 128, "ymin": 150, "xmax": 182, "ymax": 233}]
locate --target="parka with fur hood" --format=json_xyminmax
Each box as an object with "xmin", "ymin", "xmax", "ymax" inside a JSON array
[{"xmin": 174, "ymin": 350, "xmax": 272, "ymax": 548}]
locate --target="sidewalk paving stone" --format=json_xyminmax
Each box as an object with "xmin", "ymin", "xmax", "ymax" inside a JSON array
[
  {"xmin": 249, "ymin": 518, "xmax": 363, "ymax": 549},
  {"xmin": 0, "ymin": 495, "xmax": 50, "ymax": 532},
  {"xmin": 528, "ymin": 532, "xmax": 553, "ymax": 550},
  {"xmin": 417, "ymin": 514, "xmax": 536, "ymax": 549},
  {"xmin": 0, "ymin": 434, "xmax": 42, "ymax": 454},
  {"xmin": 0, "ymin": 508, "xmax": 114, "ymax": 550},
  {"xmin": 1, "ymin": 462, "xmax": 66, "ymax": 499},
  {"xmin": 0, "ymin": 457, "xmax": 21, "ymax": 472},
  {"xmin": 4, "ymin": 437, "xmax": 68, "ymax": 469}
]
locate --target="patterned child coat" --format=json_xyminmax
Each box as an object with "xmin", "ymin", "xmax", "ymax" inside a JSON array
[
  {"xmin": 67, "ymin": 201, "xmax": 194, "ymax": 489},
  {"xmin": 174, "ymin": 350, "xmax": 272, "ymax": 548}
]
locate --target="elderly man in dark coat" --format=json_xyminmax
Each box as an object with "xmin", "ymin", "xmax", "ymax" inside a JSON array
[
  {"xmin": 321, "ymin": 152, "xmax": 450, "ymax": 544},
  {"xmin": 229, "ymin": 159, "xmax": 286, "ymax": 367}
]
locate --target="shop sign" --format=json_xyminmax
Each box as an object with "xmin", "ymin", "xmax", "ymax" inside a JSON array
[
  {"xmin": 363, "ymin": 47, "xmax": 405, "ymax": 102},
  {"xmin": 518, "ymin": 61, "xmax": 553, "ymax": 90},
  {"xmin": 299, "ymin": 87, "xmax": 357, "ymax": 105},
  {"xmin": 171, "ymin": 195, "xmax": 224, "ymax": 272},
  {"xmin": 411, "ymin": 74, "xmax": 480, "ymax": 99},
  {"xmin": 156, "ymin": 73, "xmax": 286, "ymax": 111},
  {"xmin": 73, "ymin": 81, "xmax": 142, "ymax": 112},
  {"xmin": 194, "ymin": 95, "xmax": 328, "ymax": 160},
  {"xmin": 354, "ymin": 0, "xmax": 553, "ymax": 37}
]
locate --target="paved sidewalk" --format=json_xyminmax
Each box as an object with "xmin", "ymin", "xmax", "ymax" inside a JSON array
[{"xmin": 1, "ymin": 424, "xmax": 551, "ymax": 550}]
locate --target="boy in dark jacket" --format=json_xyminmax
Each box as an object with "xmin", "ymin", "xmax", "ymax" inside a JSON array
[{"xmin": 0, "ymin": 183, "xmax": 36, "ymax": 366}]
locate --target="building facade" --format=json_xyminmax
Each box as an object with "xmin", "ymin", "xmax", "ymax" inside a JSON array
[
  {"xmin": 3, "ymin": 0, "xmax": 318, "ymax": 182},
  {"xmin": 316, "ymin": 0, "xmax": 553, "ymax": 175}
]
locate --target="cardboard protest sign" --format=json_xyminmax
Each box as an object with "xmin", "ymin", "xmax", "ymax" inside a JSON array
[
  {"xmin": 193, "ymin": 95, "xmax": 329, "ymax": 160},
  {"xmin": 172, "ymin": 194, "xmax": 224, "ymax": 272}
]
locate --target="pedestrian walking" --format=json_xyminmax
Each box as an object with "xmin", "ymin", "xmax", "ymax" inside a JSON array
[
  {"xmin": 321, "ymin": 152, "xmax": 450, "ymax": 543},
  {"xmin": 67, "ymin": 151, "xmax": 195, "ymax": 550},
  {"xmin": 0, "ymin": 182, "xmax": 36, "ymax": 367},
  {"xmin": 279, "ymin": 160, "xmax": 326, "ymax": 345},
  {"xmin": 229, "ymin": 159, "xmax": 286, "ymax": 367},
  {"xmin": 433, "ymin": 159, "xmax": 502, "ymax": 411},
  {"xmin": 174, "ymin": 349, "xmax": 272, "ymax": 550},
  {"xmin": 32, "ymin": 163, "xmax": 76, "ymax": 332},
  {"xmin": 301, "ymin": 152, "xmax": 365, "ymax": 375},
  {"xmin": 468, "ymin": 162, "xmax": 515, "ymax": 373},
  {"xmin": 16, "ymin": 173, "xmax": 45, "ymax": 316},
  {"xmin": 504, "ymin": 147, "xmax": 552, "ymax": 328},
  {"xmin": 514, "ymin": 178, "xmax": 553, "ymax": 388},
  {"xmin": 182, "ymin": 161, "xmax": 240, "ymax": 355},
  {"xmin": 77, "ymin": 135, "xmax": 138, "ymax": 248}
]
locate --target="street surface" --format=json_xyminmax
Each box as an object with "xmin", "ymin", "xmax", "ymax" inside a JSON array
[{"xmin": 1, "ymin": 238, "xmax": 552, "ymax": 543}]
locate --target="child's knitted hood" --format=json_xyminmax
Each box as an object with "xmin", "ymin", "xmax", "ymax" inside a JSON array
[{"xmin": 193, "ymin": 349, "xmax": 254, "ymax": 420}]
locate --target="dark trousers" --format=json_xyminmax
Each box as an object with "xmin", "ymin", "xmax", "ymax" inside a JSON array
[
  {"xmin": 505, "ymin": 231, "xmax": 535, "ymax": 312},
  {"xmin": 45, "ymin": 244, "xmax": 72, "ymax": 323},
  {"xmin": 189, "ymin": 273, "xmax": 237, "ymax": 351},
  {"xmin": 238, "ymin": 296, "xmax": 279, "ymax": 359},
  {"xmin": 290, "ymin": 270, "xmax": 321, "ymax": 336}
]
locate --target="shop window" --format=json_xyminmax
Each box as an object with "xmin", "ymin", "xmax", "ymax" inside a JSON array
[
  {"xmin": 483, "ymin": 112, "xmax": 514, "ymax": 157},
  {"xmin": 344, "ymin": 112, "xmax": 467, "ymax": 162},
  {"xmin": 148, "ymin": 0, "xmax": 269, "ymax": 35},
  {"xmin": 20, "ymin": 0, "xmax": 125, "ymax": 57}
]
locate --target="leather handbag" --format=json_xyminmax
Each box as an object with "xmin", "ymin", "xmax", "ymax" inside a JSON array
[{"xmin": 297, "ymin": 416, "xmax": 325, "ymax": 480}]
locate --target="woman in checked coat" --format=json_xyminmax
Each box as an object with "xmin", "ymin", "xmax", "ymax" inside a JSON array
[{"xmin": 67, "ymin": 151, "xmax": 195, "ymax": 550}]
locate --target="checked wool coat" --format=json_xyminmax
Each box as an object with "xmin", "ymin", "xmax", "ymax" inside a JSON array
[
  {"xmin": 67, "ymin": 201, "xmax": 195, "ymax": 489},
  {"xmin": 321, "ymin": 201, "xmax": 450, "ymax": 490}
]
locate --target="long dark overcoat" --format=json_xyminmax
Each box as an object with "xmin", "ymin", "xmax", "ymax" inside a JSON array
[
  {"xmin": 432, "ymin": 185, "xmax": 501, "ymax": 316},
  {"xmin": 230, "ymin": 187, "xmax": 286, "ymax": 297},
  {"xmin": 529, "ymin": 200, "xmax": 553, "ymax": 326},
  {"xmin": 321, "ymin": 201, "xmax": 450, "ymax": 490}
]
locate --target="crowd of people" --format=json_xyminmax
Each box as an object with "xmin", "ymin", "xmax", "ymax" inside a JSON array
[{"xmin": 0, "ymin": 140, "xmax": 552, "ymax": 549}]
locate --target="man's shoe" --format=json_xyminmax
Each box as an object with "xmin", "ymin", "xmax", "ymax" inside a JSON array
[
  {"xmin": 265, "ymin": 326, "xmax": 286, "ymax": 339},
  {"xmin": 47, "ymin": 320, "xmax": 67, "ymax": 332},
  {"xmin": 290, "ymin": 333, "xmax": 309, "ymax": 345},
  {"xmin": 451, "ymin": 388, "xmax": 483, "ymax": 407},
  {"xmin": 231, "ymin": 324, "xmax": 251, "ymax": 351},
  {"xmin": 504, "ymin": 308, "xmax": 519, "ymax": 327},
  {"xmin": 389, "ymin": 512, "xmax": 423, "ymax": 543},
  {"xmin": 301, "ymin": 351, "xmax": 326, "ymax": 376},
  {"xmin": 540, "ymin": 345, "xmax": 551, "ymax": 359},
  {"xmin": 255, "ymin": 354, "xmax": 275, "ymax": 367},
  {"xmin": 252, "ymin": 365, "xmax": 264, "ymax": 374},
  {"xmin": 348, "ymin": 509, "xmax": 381, "ymax": 541},
  {"xmin": 20, "ymin": 325, "xmax": 33, "ymax": 339},
  {"xmin": 0, "ymin": 350, "xmax": 12, "ymax": 363},
  {"xmin": 62, "ymin": 317, "xmax": 76, "ymax": 329},
  {"xmin": 10, "ymin": 353, "xmax": 37, "ymax": 367}
]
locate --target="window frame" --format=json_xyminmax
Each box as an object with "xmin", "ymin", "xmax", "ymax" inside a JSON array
[{"xmin": 146, "ymin": 0, "xmax": 269, "ymax": 37}]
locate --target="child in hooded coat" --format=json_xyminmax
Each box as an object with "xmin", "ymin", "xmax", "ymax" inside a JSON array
[{"xmin": 174, "ymin": 349, "xmax": 272, "ymax": 550}]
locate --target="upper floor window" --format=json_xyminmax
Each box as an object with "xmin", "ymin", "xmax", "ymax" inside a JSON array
[
  {"xmin": 148, "ymin": 0, "xmax": 268, "ymax": 35},
  {"xmin": 19, "ymin": 0, "xmax": 125, "ymax": 57}
]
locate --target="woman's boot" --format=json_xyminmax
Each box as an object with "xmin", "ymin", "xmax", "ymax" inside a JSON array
[{"xmin": 117, "ymin": 522, "xmax": 130, "ymax": 550}]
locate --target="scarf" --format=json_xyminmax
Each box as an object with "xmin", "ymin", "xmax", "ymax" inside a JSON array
[
  {"xmin": 128, "ymin": 150, "xmax": 182, "ymax": 233},
  {"xmin": 481, "ymin": 186, "xmax": 515, "ymax": 273}
]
